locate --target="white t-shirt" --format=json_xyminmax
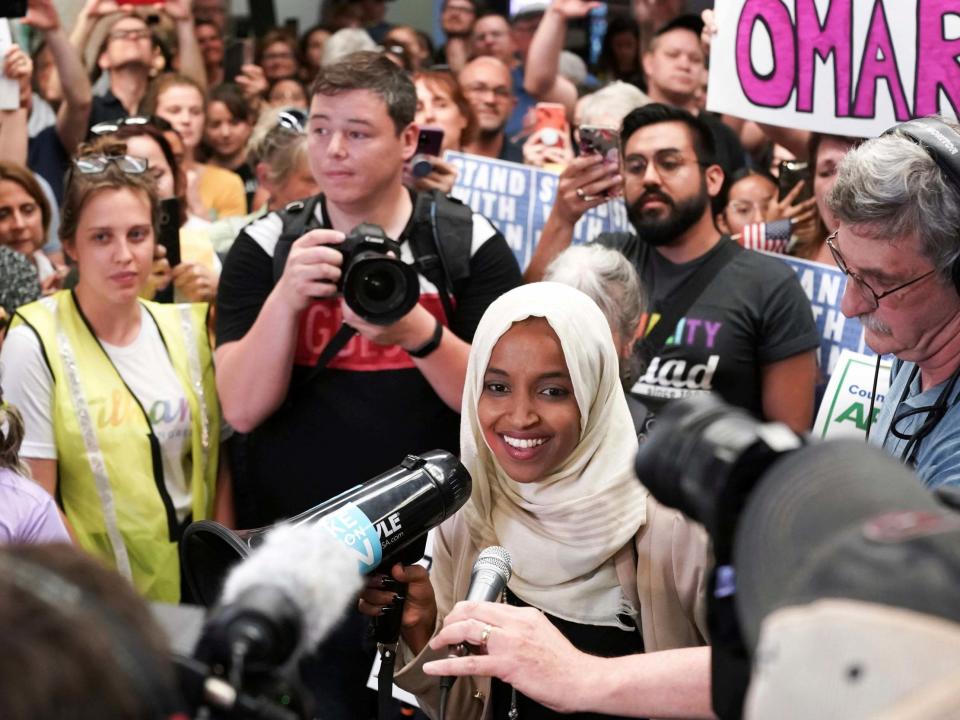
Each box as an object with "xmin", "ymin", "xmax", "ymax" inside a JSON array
[{"xmin": 0, "ymin": 306, "xmax": 194, "ymax": 521}]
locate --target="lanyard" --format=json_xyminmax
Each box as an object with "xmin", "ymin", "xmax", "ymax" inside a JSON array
[{"xmin": 884, "ymin": 363, "xmax": 960, "ymax": 467}]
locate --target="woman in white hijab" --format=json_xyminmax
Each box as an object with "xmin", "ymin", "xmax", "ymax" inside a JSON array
[{"xmin": 359, "ymin": 282, "xmax": 710, "ymax": 720}]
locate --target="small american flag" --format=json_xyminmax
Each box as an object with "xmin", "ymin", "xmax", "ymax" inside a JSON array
[{"xmin": 737, "ymin": 219, "xmax": 792, "ymax": 254}]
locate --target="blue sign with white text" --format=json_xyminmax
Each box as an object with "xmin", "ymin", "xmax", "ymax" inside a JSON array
[{"xmin": 448, "ymin": 152, "xmax": 875, "ymax": 382}]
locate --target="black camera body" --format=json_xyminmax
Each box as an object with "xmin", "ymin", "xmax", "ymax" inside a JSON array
[{"xmin": 339, "ymin": 223, "xmax": 420, "ymax": 325}]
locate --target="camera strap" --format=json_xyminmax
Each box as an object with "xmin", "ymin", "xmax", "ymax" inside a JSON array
[{"xmin": 634, "ymin": 238, "xmax": 740, "ymax": 371}]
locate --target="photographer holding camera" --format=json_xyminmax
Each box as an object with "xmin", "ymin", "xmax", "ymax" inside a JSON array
[{"xmin": 215, "ymin": 51, "xmax": 520, "ymax": 716}]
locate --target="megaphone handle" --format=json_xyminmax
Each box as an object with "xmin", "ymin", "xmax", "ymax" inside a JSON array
[
  {"xmin": 375, "ymin": 588, "xmax": 406, "ymax": 720},
  {"xmin": 374, "ymin": 582, "xmax": 407, "ymax": 645}
]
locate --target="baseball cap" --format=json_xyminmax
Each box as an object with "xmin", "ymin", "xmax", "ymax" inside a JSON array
[{"xmin": 733, "ymin": 440, "xmax": 960, "ymax": 718}]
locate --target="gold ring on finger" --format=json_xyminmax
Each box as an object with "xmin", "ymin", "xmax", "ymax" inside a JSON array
[{"xmin": 480, "ymin": 624, "xmax": 493, "ymax": 647}]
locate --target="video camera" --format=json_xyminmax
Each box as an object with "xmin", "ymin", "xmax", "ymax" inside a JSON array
[{"xmin": 636, "ymin": 395, "xmax": 960, "ymax": 719}]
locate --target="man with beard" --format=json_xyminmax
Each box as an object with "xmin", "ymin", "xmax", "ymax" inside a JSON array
[
  {"xmin": 828, "ymin": 118, "xmax": 960, "ymax": 489},
  {"xmin": 459, "ymin": 56, "xmax": 524, "ymax": 162},
  {"xmin": 528, "ymin": 103, "xmax": 818, "ymax": 431}
]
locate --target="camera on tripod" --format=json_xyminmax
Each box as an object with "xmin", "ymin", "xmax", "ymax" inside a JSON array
[{"xmin": 339, "ymin": 223, "xmax": 420, "ymax": 325}]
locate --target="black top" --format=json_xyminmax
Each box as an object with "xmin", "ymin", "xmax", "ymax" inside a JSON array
[
  {"xmin": 491, "ymin": 587, "xmax": 645, "ymax": 720},
  {"xmin": 88, "ymin": 89, "xmax": 131, "ymax": 130},
  {"xmin": 27, "ymin": 126, "xmax": 69, "ymax": 204},
  {"xmin": 596, "ymin": 234, "xmax": 819, "ymax": 418},
  {"xmin": 216, "ymin": 193, "xmax": 522, "ymax": 526},
  {"xmin": 498, "ymin": 137, "xmax": 525, "ymax": 164},
  {"xmin": 700, "ymin": 112, "xmax": 746, "ymax": 180},
  {"xmin": 233, "ymin": 162, "xmax": 258, "ymax": 213}
]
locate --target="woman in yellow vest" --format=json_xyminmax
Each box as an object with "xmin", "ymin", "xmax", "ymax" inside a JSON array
[{"xmin": 0, "ymin": 151, "xmax": 231, "ymax": 603}]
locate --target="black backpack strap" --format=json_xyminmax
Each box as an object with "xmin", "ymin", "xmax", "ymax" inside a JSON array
[
  {"xmin": 407, "ymin": 191, "xmax": 474, "ymax": 324},
  {"xmin": 636, "ymin": 239, "xmax": 741, "ymax": 368},
  {"xmin": 272, "ymin": 195, "xmax": 323, "ymax": 283}
]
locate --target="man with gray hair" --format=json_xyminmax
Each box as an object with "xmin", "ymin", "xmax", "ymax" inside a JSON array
[{"xmin": 828, "ymin": 116, "xmax": 960, "ymax": 489}]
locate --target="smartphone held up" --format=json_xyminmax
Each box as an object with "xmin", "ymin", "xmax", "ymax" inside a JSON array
[{"xmin": 578, "ymin": 125, "xmax": 620, "ymax": 198}]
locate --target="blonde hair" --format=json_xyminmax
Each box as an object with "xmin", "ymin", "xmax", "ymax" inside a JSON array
[{"xmin": 0, "ymin": 393, "xmax": 29, "ymax": 477}]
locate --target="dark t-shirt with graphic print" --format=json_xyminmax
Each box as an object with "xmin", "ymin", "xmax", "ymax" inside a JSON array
[{"xmin": 596, "ymin": 234, "xmax": 819, "ymax": 418}]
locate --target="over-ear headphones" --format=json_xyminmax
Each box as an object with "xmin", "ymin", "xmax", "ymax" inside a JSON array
[{"xmin": 883, "ymin": 117, "xmax": 960, "ymax": 294}]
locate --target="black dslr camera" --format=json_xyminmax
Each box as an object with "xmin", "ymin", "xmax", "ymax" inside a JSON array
[{"xmin": 339, "ymin": 223, "xmax": 420, "ymax": 325}]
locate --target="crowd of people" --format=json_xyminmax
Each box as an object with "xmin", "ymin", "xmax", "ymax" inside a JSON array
[{"xmin": 1, "ymin": 1, "xmax": 959, "ymax": 719}]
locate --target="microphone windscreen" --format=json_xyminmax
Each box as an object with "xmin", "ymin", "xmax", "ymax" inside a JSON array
[{"xmin": 220, "ymin": 523, "xmax": 363, "ymax": 651}]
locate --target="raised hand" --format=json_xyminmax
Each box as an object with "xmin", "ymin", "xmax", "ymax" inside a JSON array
[{"xmin": 23, "ymin": 0, "xmax": 61, "ymax": 32}]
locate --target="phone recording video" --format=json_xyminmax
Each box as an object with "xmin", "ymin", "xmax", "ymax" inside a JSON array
[
  {"xmin": 533, "ymin": 102, "xmax": 568, "ymax": 148},
  {"xmin": 778, "ymin": 160, "xmax": 812, "ymax": 202},
  {"xmin": 578, "ymin": 125, "xmax": 620, "ymax": 197},
  {"xmin": 411, "ymin": 127, "xmax": 445, "ymax": 178}
]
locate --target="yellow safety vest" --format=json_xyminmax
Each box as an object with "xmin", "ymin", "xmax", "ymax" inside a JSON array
[{"xmin": 12, "ymin": 291, "xmax": 220, "ymax": 602}]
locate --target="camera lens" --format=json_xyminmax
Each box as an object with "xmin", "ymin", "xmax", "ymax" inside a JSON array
[
  {"xmin": 343, "ymin": 254, "xmax": 420, "ymax": 325},
  {"xmin": 361, "ymin": 265, "xmax": 403, "ymax": 306}
]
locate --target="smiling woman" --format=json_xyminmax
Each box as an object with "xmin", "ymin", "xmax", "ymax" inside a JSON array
[
  {"xmin": 0, "ymin": 154, "xmax": 231, "ymax": 602},
  {"xmin": 358, "ymin": 282, "xmax": 711, "ymax": 720}
]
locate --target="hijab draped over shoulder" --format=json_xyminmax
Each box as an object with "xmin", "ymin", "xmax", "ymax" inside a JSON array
[{"xmin": 460, "ymin": 282, "xmax": 649, "ymax": 628}]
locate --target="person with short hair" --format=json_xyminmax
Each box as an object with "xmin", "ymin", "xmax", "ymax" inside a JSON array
[
  {"xmin": 1, "ymin": 150, "xmax": 231, "ymax": 602},
  {"xmin": 528, "ymin": 103, "xmax": 819, "ymax": 434},
  {"xmin": 641, "ymin": 14, "xmax": 746, "ymax": 177},
  {"xmin": 435, "ymin": 0, "xmax": 478, "ymax": 70},
  {"xmin": 828, "ymin": 118, "xmax": 960, "ymax": 489},
  {"xmin": 214, "ymin": 52, "xmax": 520, "ymax": 715},
  {"xmin": 459, "ymin": 56, "xmax": 523, "ymax": 162},
  {"xmin": 257, "ymin": 30, "xmax": 300, "ymax": 84},
  {"xmin": 72, "ymin": 0, "xmax": 207, "ymax": 129}
]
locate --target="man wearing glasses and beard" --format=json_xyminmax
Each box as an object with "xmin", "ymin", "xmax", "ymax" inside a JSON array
[
  {"xmin": 828, "ymin": 118, "xmax": 960, "ymax": 490},
  {"xmin": 528, "ymin": 103, "xmax": 819, "ymax": 433}
]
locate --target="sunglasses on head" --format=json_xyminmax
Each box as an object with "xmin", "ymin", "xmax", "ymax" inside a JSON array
[
  {"xmin": 275, "ymin": 108, "xmax": 307, "ymax": 134},
  {"xmin": 90, "ymin": 115, "xmax": 173, "ymax": 137},
  {"xmin": 73, "ymin": 154, "xmax": 149, "ymax": 175}
]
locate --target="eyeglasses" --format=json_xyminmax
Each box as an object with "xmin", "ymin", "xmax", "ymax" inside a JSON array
[
  {"xmin": 108, "ymin": 28, "xmax": 152, "ymax": 42},
  {"xmin": 73, "ymin": 154, "xmax": 149, "ymax": 175},
  {"xmin": 623, "ymin": 150, "xmax": 706, "ymax": 179},
  {"xmin": 463, "ymin": 83, "xmax": 512, "ymax": 100},
  {"xmin": 90, "ymin": 115, "xmax": 173, "ymax": 137},
  {"xmin": 826, "ymin": 230, "xmax": 937, "ymax": 311}
]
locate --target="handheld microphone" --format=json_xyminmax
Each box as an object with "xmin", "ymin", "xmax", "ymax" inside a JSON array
[
  {"xmin": 440, "ymin": 546, "xmax": 512, "ymax": 692},
  {"xmin": 181, "ymin": 450, "xmax": 473, "ymax": 606}
]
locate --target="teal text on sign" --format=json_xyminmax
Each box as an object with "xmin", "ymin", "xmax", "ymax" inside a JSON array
[{"xmin": 318, "ymin": 502, "xmax": 382, "ymax": 573}]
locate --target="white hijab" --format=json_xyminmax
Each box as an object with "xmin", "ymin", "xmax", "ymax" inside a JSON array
[{"xmin": 460, "ymin": 282, "xmax": 649, "ymax": 627}]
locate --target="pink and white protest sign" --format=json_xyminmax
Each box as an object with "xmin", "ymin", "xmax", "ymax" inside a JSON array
[{"xmin": 707, "ymin": 0, "xmax": 960, "ymax": 136}]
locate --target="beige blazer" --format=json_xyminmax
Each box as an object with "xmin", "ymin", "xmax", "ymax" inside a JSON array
[{"xmin": 393, "ymin": 494, "xmax": 711, "ymax": 720}]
